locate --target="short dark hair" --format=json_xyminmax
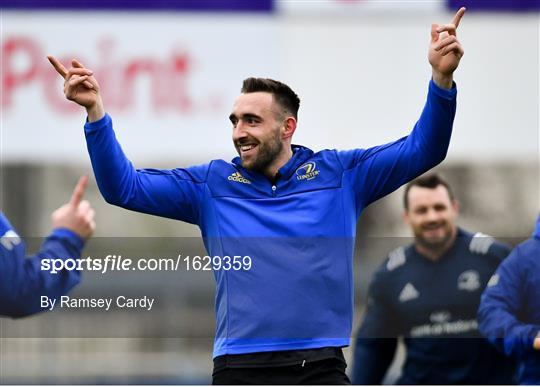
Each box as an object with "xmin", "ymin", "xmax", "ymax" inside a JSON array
[
  {"xmin": 241, "ymin": 77, "xmax": 300, "ymax": 120},
  {"xmin": 403, "ymin": 173, "xmax": 455, "ymax": 210}
]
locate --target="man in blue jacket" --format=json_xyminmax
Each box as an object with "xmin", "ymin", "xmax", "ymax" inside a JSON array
[
  {"xmin": 48, "ymin": 8, "xmax": 465, "ymax": 384},
  {"xmin": 1, "ymin": 176, "xmax": 95, "ymax": 317},
  {"xmin": 352, "ymin": 174, "xmax": 516, "ymax": 384},
  {"xmin": 478, "ymin": 215, "xmax": 540, "ymax": 385}
]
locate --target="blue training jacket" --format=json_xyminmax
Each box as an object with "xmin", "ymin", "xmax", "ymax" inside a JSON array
[
  {"xmin": 478, "ymin": 215, "xmax": 540, "ymax": 384},
  {"xmin": 84, "ymin": 80, "xmax": 457, "ymax": 358},
  {"xmin": 353, "ymin": 229, "xmax": 515, "ymax": 384},
  {"xmin": 0, "ymin": 212, "xmax": 83, "ymax": 317}
]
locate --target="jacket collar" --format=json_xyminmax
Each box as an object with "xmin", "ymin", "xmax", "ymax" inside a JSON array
[
  {"xmin": 232, "ymin": 144, "xmax": 314, "ymax": 181},
  {"xmin": 534, "ymin": 214, "xmax": 540, "ymax": 239}
]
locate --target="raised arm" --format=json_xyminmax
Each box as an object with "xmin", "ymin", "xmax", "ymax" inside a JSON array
[
  {"xmin": 48, "ymin": 56, "xmax": 207, "ymax": 224},
  {"xmin": 47, "ymin": 56, "xmax": 104, "ymax": 122},
  {"xmin": 337, "ymin": 9, "xmax": 465, "ymax": 211},
  {"xmin": 0, "ymin": 177, "xmax": 95, "ymax": 317},
  {"xmin": 429, "ymin": 7, "xmax": 466, "ymax": 89}
]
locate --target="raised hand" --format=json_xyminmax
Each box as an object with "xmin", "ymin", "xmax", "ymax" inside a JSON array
[
  {"xmin": 47, "ymin": 55, "xmax": 104, "ymax": 122},
  {"xmin": 429, "ymin": 7, "xmax": 466, "ymax": 89},
  {"xmin": 51, "ymin": 176, "xmax": 96, "ymax": 240}
]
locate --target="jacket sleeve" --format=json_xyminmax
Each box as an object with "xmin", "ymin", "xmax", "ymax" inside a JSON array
[
  {"xmin": 336, "ymin": 80, "xmax": 457, "ymax": 214},
  {"xmin": 352, "ymin": 269, "xmax": 399, "ymax": 384},
  {"xmin": 478, "ymin": 245, "xmax": 540, "ymax": 358},
  {"xmin": 0, "ymin": 213, "xmax": 83, "ymax": 317},
  {"xmin": 84, "ymin": 114, "xmax": 208, "ymax": 225}
]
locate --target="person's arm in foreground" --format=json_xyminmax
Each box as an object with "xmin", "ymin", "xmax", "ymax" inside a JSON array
[
  {"xmin": 47, "ymin": 56, "xmax": 205, "ymax": 224},
  {"xmin": 478, "ymin": 246, "xmax": 540, "ymax": 358},
  {"xmin": 0, "ymin": 176, "xmax": 95, "ymax": 317}
]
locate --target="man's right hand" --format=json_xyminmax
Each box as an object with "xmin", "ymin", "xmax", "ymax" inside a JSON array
[
  {"xmin": 47, "ymin": 56, "xmax": 105, "ymax": 122},
  {"xmin": 51, "ymin": 176, "xmax": 96, "ymax": 241}
]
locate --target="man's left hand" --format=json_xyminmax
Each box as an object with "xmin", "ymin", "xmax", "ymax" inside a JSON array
[{"xmin": 429, "ymin": 7, "xmax": 466, "ymax": 89}]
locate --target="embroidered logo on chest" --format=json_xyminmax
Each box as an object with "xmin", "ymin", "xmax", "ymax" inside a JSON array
[
  {"xmin": 227, "ymin": 172, "xmax": 251, "ymax": 185},
  {"xmin": 296, "ymin": 162, "xmax": 320, "ymax": 181},
  {"xmin": 398, "ymin": 282, "xmax": 419, "ymax": 302},
  {"xmin": 430, "ymin": 310, "xmax": 451, "ymax": 323},
  {"xmin": 457, "ymin": 270, "xmax": 480, "ymax": 292}
]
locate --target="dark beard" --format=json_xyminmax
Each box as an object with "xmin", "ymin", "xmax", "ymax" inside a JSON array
[
  {"xmin": 415, "ymin": 226, "xmax": 454, "ymax": 252},
  {"xmin": 242, "ymin": 132, "xmax": 283, "ymax": 173}
]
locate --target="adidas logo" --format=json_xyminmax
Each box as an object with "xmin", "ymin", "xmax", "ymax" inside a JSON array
[
  {"xmin": 227, "ymin": 172, "xmax": 251, "ymax": 184},
  {"xmin": 399, "ymin": 283, "xmax": 419, "ymax": 302}
]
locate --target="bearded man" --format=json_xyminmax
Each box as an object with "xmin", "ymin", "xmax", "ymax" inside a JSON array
[
  {"xmin": 352, "ymin": 173, "xmax": 516, "ymax": 384},
  {"xmin": 49, "ymin": 8, "xmax": 466, "ymax": 384}
]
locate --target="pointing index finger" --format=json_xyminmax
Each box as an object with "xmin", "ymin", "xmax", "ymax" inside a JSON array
[
  {"xmin": 47, "ymin": 55, "xmax": 68, "ymax": 78},
  {"xmin": 451, "ymin": 7, "xmax": 466, "ymax": 29},
  {"xmin": 69, "ymin": 175, "xmax": 89, "ymax": 207},
  {"xmin": 72, "ymin": 58, "xmax": 87, "ymax": 69}
]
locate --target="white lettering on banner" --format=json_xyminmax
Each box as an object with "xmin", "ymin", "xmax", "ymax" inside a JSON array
[{"xmin": 2, "ymin": 37, "xmax": 224, "ymax": 115}]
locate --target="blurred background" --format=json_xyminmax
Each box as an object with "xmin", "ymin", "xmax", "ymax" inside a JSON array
[{"xmin": 1, "ymin": 0, "xmax": 538, "ymax": 384}]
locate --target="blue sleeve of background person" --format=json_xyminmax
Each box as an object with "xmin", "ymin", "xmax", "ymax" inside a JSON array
[
  {"xmin": 478, "ymin": 245, "xmax": 540, "ymax": 358},
  {"xmin": 337, "ymin": 80, "xmax": 457, "ymax": 212},
  {"xmin": 84, "ymin": 114, "xmax": 208, "ymax": 225},
  {"xmin": 352, "ymin": 269, "xmax": 399, "ymax": 384},
  {"xmin": 0, "ymin": 213, "xmax": 83, "ymax": 317}
]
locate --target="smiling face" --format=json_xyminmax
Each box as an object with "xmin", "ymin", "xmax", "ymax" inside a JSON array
[
  {"xmin": 230, "ymin": 92, "xmax": 287, "ymax": 174},
  {"xmin": 404, "ymin": 185, "xmax": 459, "ymax": 251}
]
